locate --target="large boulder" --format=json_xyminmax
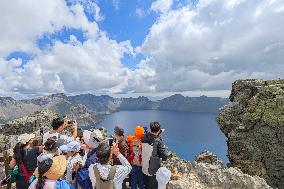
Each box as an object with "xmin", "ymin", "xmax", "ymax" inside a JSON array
[
  {"xmin": 164, "ymin": 151, "xmax": 272, "ymax": 189},
  {"xmin": 217, "ymin": 79, "xmax": 284, "ymax": 188}
]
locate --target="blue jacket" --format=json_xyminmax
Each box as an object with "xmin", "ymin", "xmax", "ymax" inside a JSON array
[{"xmin": 76, "ymin": 149, "xmax": 97, "ymax": 189}]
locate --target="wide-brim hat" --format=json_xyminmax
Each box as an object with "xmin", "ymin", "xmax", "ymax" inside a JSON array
[
  {"xmin": 34, "ymin": 155, "xmax": 67, "ymax": 180},
  {"xmin": 83, "ymin": 130, "xmax": 104, "ymax": 148},
  {"xmin": 18, "ymin": 133, "xmax": 35, "ymax": 144}
]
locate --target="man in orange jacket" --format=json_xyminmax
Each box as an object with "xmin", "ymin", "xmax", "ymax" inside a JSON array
[{"xmin": 127, "ymin": 125, "xmax": 145, "ymax": 189}]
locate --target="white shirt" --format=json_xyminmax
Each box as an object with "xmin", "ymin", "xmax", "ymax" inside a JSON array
[
  {"xmin": 43, "ymin": 131, "xmax": 74, "ymax": 145},
  {"xmin": 88, "ymin": 154, "xmax": 132, "ymax": 189}
]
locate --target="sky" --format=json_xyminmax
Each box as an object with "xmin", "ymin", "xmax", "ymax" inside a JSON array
[{"xmin": 0, "ymin": 0, "xmax": 283, "ymax": 99}]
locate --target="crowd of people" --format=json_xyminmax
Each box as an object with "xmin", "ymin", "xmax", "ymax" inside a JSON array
[{"xmin": 1, "ymin": 117, "xmax": 172, "ymax": 189}]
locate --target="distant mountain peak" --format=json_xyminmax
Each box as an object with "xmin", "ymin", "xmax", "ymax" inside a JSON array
[
  {"xmin": 165, "ymin": 94, "xmax": 185, "ymax": 99},
  {"xmin": 49, "ymin": 93, "xmax": 67, "ymax": 99}
]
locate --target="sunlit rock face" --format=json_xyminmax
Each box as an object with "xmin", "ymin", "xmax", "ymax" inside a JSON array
[{"xmin": 217, "ymin": 79, "xmax": 284, "ymax": 188}]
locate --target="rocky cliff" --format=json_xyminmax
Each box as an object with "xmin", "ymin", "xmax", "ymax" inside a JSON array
[{"xmin": 217, "ymin": 79, "xmax": 284, "ymax": 188}]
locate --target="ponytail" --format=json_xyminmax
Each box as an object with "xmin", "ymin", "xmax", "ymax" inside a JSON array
[
  {"xmin": 13, "ymin": 142, "xmax": 26, "ymax": 163},
  {"xmin": 36, "ymin": 158, "xmax": 53, "ymax": 189}
]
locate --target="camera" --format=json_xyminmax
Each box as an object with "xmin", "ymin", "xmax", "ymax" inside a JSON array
[
  {"xmin": 67, "ymin": 120, "xmax": 75, "ymax": 124},
  {"xmin": 108, "ymin": 137, "xmax": 116, "ymax": 146}
]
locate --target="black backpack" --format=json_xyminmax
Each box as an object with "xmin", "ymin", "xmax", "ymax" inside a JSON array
[{"xmin": 148, "ymin": 139, "xmax": 161, "ymax": 175}]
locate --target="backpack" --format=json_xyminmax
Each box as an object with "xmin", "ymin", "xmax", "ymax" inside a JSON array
[
  {"xmin": 76, "ymin": 150, "xmax": 97, "ymax": 189},
  {"xmin": 148, "ymin": 139, "xmax": 161, "ymax": 175},
  {"xmin": 129, "ymin": 138, "xmax": 142, "ymax": 166},
  {"xmin": 56, "ymin": 179, "xmax": 75, "ymax": 189},
  {"xmin": 76, "ymin": 168, "xmax": 93, "ymax": 189},
  {"xmin": 93, "ymin": 165, "xmax": 117, "ymax": 189}
]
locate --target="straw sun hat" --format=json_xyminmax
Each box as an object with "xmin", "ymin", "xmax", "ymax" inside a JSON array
[{"xmin": 34, "ymin": 155, "xmax": 67, "ymax": 180}]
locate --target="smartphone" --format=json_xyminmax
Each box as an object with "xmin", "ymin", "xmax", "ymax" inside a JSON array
[{"xmin": 109, "ymin": 138, "xmax": 116, "ymax": 146}]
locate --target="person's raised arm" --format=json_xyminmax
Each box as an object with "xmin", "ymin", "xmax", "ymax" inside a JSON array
[
  {"xmin": 112, "ymin": 143, "xmax": 132, "ymax": 175},
  {"xmin": 71, "ymin": 120, "xmax": 78, "ymax": 138}
]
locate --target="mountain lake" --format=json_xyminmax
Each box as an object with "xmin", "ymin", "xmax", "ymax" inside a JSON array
[{"xmin": 94, "ymin": 110, "xmax": 228, "ymax": 162}]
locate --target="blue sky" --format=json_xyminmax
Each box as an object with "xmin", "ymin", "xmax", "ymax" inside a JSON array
[{"xmin": 0, "ymin": 0, "xmax": 283, "ymax": 98}]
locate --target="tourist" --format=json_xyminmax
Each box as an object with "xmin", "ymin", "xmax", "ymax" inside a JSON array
[
  {"xmin": 88, "ymin": 142, "xmax": 132, "ymax": 189},
  {"xmin": 141, "ymin": 122, "xmax": 168, "ymax": 189},
  {"xmin": 37, "ymin": 136, "xmax": 61, "ymax": 163},
  {"xmin": 65, "ymin": 141, "xmax": 83, "ymax": 186},
  {"xmin": 112, "ymin": 126, "xmax": 129, "ymax": 165},
  {"xmin": 76, "ymin": 130, "xmax": 104, "ymax": 189},
  {"xmin": 156, "ymin": 167, "xmax": 171, "ymax": 189},
  {"xmin": 112, "ymin": 126, "xmax": 129, "ymax": 189},
  {"xmin": 9, "ymin": 133, "xmax": 43, "ymax": 189},
  {"xmin": 128, "ymin": 126, "xmax": 145, "ymax": 189},
  {"xmin": 29, "ymin": 156, "xmax": 73, "ymax": 189},
  {"xmin": 43, "ymin": 117, "xmax": 77, "ymax": 145}
]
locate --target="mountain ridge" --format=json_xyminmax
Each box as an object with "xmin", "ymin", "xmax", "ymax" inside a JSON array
[{"xmin": 0, "ymin": 93, "xmax": 229, "ymax": 125}]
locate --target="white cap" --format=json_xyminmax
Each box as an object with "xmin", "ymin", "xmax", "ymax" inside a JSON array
[
  {"xmin": 83, "ymin": 130, "xmax": 104, "ymax": 149},
  {"xmin": 156, "ymin": 167, "xmax": 171, "ymax": 189},
  {"xmin": 59, "ymin": 145, "xmax": 68, "ymax": 153}
]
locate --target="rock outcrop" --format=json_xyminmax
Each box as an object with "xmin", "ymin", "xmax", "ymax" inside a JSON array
[
  {"xmin": 217, "ymin": 79, "xmax": 284, "ymax": 188},
  {"xmin": 164, "ymin": 151, "xmax": 272, "ymax": 189}
]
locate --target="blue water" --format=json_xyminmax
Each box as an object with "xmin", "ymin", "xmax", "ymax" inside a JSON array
[{"xmin": 96, "ymin": 110, "xmax": 228, "ymax": 162}]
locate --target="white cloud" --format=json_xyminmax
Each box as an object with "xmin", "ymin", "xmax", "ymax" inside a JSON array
[
  {"xmin": 0, "ymin": 0, "xmax": 101, "ymax": 57},
  {"xmin": 0, "ymin": 34, "xmax": 135, "ymax": 95},
  {"xmin": 0, "ymin": 0, "xmax": 135, "ymax": 96},
  {"xmin": 138, "ymin": 0, "xmax": 284, "ymax": 93},
  {"xmin": 150, "ymin": 0, "xmax": 173, "ymax": 14}
]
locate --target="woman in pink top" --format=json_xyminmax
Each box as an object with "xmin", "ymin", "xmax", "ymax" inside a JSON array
[{"xmin": 29, "ymin": 155, "xmax": 72, "ymax": 189}]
